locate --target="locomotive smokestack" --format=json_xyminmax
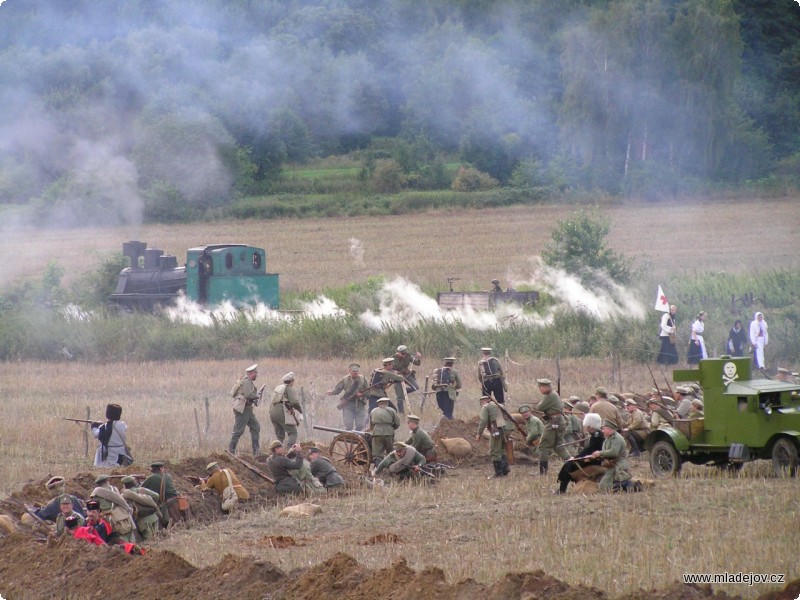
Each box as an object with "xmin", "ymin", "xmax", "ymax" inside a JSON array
[{"xmin": 122, "ymin": 241, "xmax": 147, "ymax": 270}]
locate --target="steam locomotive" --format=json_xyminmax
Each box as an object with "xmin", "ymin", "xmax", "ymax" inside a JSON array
[{"xmin": 110, "ymin": 241, "xmax": 279, "ymax": 309}]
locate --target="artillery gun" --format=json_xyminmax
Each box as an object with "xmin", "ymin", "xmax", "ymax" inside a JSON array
[
  {"xmin": 313, "ymin": 425, "xmax": 373, "ymax": 472},
  {"xmin": 645, "ymin": 356, "xmax": 800, "ymax": 477}
]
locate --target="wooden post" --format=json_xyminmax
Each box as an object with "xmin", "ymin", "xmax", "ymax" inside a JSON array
[
  {"xmin": 299, "ymin": 387, "xmax": 310, "ymax": 441},
  {"xmin": 194, "ymin": 407, "xmax": 203, "ymax": 450},
  {"xmin": 83, "ymin": 405, "xmax": 90, "ymax": 458},
  {"xmin": 203, "ymin": 397, "xmax": 210, "ymax": 435}
]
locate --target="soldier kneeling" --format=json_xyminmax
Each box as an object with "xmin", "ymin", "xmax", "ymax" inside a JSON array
[{"xmin": 374, "ymin": 442, "xmax": 426, "ymax": 481}]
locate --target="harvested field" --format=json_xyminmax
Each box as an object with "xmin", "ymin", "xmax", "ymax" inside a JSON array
[{"xmin": 1, "ymin": 197, "xmax": 798, "ymax": 290}]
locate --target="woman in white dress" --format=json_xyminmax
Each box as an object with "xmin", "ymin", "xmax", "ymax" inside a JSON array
[
  {"xmin": 749, "ymin": 311, "xmax": 769, "ymax": 369},
  {"xmin": 687, "ymin": 311, "xmax": 707, "ymax": 365},
  {"xmin": 91, "ymin": 403, "xmax": 133, "ymax": 468}
]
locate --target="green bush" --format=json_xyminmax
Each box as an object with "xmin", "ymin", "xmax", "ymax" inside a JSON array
[
  {"xmin": 370, "ymin": 159, "xmax": 407, "ymax": 193},
  {"xmin": 450, "ymin": 166, "xmax": 499, "ymax": 192}
]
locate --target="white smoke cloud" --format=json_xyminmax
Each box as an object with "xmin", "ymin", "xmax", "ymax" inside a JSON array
[{"xmin": 164, "ymin": 294, "xmax": 346, "ymax": 326}]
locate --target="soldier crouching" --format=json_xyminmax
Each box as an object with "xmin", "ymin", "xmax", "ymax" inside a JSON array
[{"xmin": 374, "ymin": 442, "xmax": 426, "ymax": 481}]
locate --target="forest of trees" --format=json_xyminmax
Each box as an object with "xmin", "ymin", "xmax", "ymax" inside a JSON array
[{"xmin": 0, "ymin": 0, "xmax": 798, "ymax": 225}]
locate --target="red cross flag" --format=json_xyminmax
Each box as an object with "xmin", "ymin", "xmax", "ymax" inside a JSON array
[{"xmin": 654, "ymin": 285, "xmax": 669, "ymax": 312}]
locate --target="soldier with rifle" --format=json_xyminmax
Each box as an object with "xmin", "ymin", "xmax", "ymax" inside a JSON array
[
  {"xmin": 229, "ymin": 364, "xmax": 264, "ymax": 456},
  {"xmin": 535, "ymin": 378, "xmax": 571, "ymax": 476},
  {"xmin": 366, "ymin": 358, "xmax": 406, "ymax": 419},
  {"xmin": 478, "ymin": 347, "xmax": 507, "ymax": 404},
  {"xmin": 431, "ymin": 357, "xmax": 461, "ymax": 420},
  {"xmin": 369, "ymin": 397, "xmax": 401, "ymax": 465},
  {"xmin": 270, "ymin": 372, "xmax": 303, "ymax": 447},
  {"xmin": 266, "ymin": 441, "xmax": 304, "ymax": 495},
  {"xmin": 590, "ymin": 420, "xmax": 636, "ymax": 492},
  {"xmin": 556, "ymin": 413, "xmax": 606, "ymax": 494},
  {"xmin": 392, "ymin": 345, "xmax": 422, "ymax": 413},
  {"xmin": 326, "ymin": 363, "xmax": 369, "ymax": 430},
  {"xmin": 91, "ymin": 403, "xmax": 132, "ymax": 468},
  {"xmin": 475, "ymin": 395, "xmax": 514, "ymax": 478}
]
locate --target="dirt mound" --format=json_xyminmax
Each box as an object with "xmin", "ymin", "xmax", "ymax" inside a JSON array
[
  {"xmin": 431, "ymin": 416, "xmax": 535, "ymax": 469},
  {"xmin": 360, "ymin": 532, "xmax": 404, "ymax": 545},
  {"xmin": 0, "ymin": 530, "xmax": 796, "ymax": 599},
  {"xmin": 255, "ymin": 534, "xmax": 307, "ymax": 549}
]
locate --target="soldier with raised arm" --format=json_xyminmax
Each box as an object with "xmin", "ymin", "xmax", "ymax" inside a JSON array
[
  {"xmin": 392, "ymin": 345, "xmax": 422, "ymax": 413},
  {"xmin": 366, "ymin": 358, "xmax": 406, "ymax": 418},
  {"xmin": 326, "ymin": 363, "xmax": 369, "ymax": 430}
]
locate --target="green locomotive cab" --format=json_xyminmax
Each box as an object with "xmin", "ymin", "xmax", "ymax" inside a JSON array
[
  {"xmin": 185, "ymin": 244, "xmax": 279, "ymax": 308},
  {"xmin": 645, "ymin": 356, "xmax": 800, "ymax": 477}
]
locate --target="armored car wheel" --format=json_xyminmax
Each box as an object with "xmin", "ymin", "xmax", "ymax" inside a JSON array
[
  {"xmin": 649, "ymin": 440, "xmax": 681, "ymax": 478},
  {"xmin": 771, "ymin": 438, "xmax": 798, "ymax": 477},
  {"xmin": 329, "ymin": 433, "xmax": 371, "ymax": 472}
]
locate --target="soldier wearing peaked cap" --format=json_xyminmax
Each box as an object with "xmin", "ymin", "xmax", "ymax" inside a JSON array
[
  {"xmin": 308, "ymin": 448, "xmax": 345, "ymax": 490},
  {"xmin": 590, "ymin": 420, "xmax": 633, "ymax": 492},
  {"xmin": 647, "ymin": 398, "xmax": 674, "ymax": 430},
  {"xmin": 120, "ymin": 475, "xmax": 162, "ymax": 540},
  {"xmin": 392, "ymin": 345, "xmax": 422, "ymax": 413},
  {"xmin": 34, "ymin": 476, "xmax": 86, "ymax": 522},
  {"xmin": 432, "ymin": 357, "xmax": 461, "ymax": 420},
  {"xmin": 270, "ymin": 372, "xmax": 303, "ymax": 447},
  {"xmin": 55, "ymin": 495, "xmax": 85, "ymax": 537},
  {"xmin": 201, "ymin": 462, "xmax": 249, "ymax": 512},
  {"xmin": 535, "ymin": 378, "xmax": 570, "ymax": 475},
  {"xmin": 266, "ymin": 441, "xmax": 303, "ymax": 495},
  {"xmin": 404, "ymin": 414, "xmax": 437, "ymax": 462},
  {"xmin": 562, "ymin": 399, "xmax": 583, "ymax": 456},
  {"xmin": 519, "ymin": 405, "xmax": 544, "ymax": 466},
  {"xmin": 142, "ymin": 462, "xmax": 182, "ymax": 527},
  {"xmin": 478, "ymin": 347, "xmax": 507, "ymax": 404},
  {"xmin": 229, "ymin": 363, "xmax": 262, "ymax": 456},
  {"xmin": 476, "ymin": 395, "xmax": 514, "ymax": 478},
  {"xmin": 327, "ymin": 363, "xmax": 370, "ymax": 430},
  {"xmin": 374, "ymin": 441, "xmax": 426, "ymax": 480},
  {"xmin": 621, "ymin": 398, "xmax": 649, "ymax": 457},
  {"xmin": 674, "ymin": 386, "xmax": 693, "ymax": 418},
  {"xmin": 370, "ymin": 397, "xmax": 401, "ymax": 465}
]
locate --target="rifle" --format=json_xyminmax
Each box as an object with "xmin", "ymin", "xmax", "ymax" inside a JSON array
[
  {"xmin": 254, "ymin": 384, "xmax": 266, "ymax": 407},
  {"xmin": 557, "ymin": 436, "xmax": 588, "ymax": 449},
  {"xmin": 6, "ymin": 498, "xmax": 52, "ymax": 533},
  {"xmin": 186, "ymin": 475, "xmax": 205, "ymax": 485},
  {"xmin": 494, "ymin": 401, "xmax": 529, "ymax": 442},
  {"xmin": 225, "ymin": 451, "xmax": 275, "ymax": 484},
  {"xmin": 64, "ymin": 418, "xmax": 96, "ymax": 425},
  {"xmin": 420, "ymin": 375, "xmax": 430, "ymax": 412},
  {"xmin": 657, "ymin": 365, "xmax": 674, "ymax": 397},
  {"xmin": 107, "ymin": 474, "xmax": 147, "ymax": 479},
  {"xmin": 646, "ymin": 363, "xmax": 661, "ymax": 395},
  {"xmin": 556, "ymin": 354, "xmax": 562, "ymax": 396}
]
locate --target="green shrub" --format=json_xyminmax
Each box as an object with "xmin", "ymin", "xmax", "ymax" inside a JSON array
[{"xmin": 450, "ymin": 166, "xmax": 499, "ymax": 192}]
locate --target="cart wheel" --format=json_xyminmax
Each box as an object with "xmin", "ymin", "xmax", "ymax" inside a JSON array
[{"xmin": 329, "ymin": 432, "xmax": 371, "ymax": 471}]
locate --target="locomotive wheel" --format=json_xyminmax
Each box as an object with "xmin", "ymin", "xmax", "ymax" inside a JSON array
[
  {"xmin": 329, "ymin": 433, "xmax": 371, "ymax": 472},
  {"xmin": 772, "ymin": 438, "xmax": 798, "ymax": 477},
  {"xmin": 649, "ymin": 440, "xmax": 681, "ymax": 478}
]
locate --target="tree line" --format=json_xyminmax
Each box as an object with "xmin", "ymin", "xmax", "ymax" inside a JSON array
[{"xmin": 0, "ymin": 0, "xmax": 798, "ymax": 225}]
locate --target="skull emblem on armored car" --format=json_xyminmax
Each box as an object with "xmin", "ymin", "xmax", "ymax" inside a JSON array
[{"xmin": 722, "ymin": 361, "xmax": 739, "ymax": 385}]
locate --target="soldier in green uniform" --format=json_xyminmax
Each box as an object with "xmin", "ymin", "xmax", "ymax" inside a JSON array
[
  {"xmin": 478, "ymin": 347, "xmax": 507, "ymax": 404},
  {"xmin": 475, "ymin": 395, "xmax": 514, "ymax": 478},
  {"xmin": 269, "ymin": 372, "xmax": 303, "ymax": 447},
  {"xmin": 562, "ymin": 399, "xmax": 584, "ymax": 456},
  {"xmin": 120, "ymin": 475, "xmax": 161, "ymax": 541},
  {"xmin": 369, "ymin": 397, "xmax": 401, "ymax": 465},
  {"xmin": 229, "ymin": 364, "xmax": 263, "ymax": 455},
  {"xmin": 141, "ymin": 461, "xmax": 181, "ymax": 526},
  {"xmin": 432, "ymin": 357, "xmax": 461, "ymax": 420},
  {"xmin": 326, "ymin": 363, "xmax": 369, "ymax": 430},
  {"xmin": 90, "ymin": 475, "xmax": 135, "ymax": 543},
  {"xmin": 590, "ymin": 420, "xmax": 633, "ymax": 492},
  {"xmin": 55, "ymin": 496, "xmax": 85, "ymax": 536},
  {"xmin": 266, "ymin": 441, "xmax": 303, "ymax": 495},
  {"xmin": 308, "ymin": 448, "xmax": 346, "ymax": 490},
  {"xmin": 535, "ymin": 378, "xmax": 571, "ymax": 475},
  {"xmin": 391, "ymin": 345, "xmax": 422, "ymax": 414},
  {"xmin": 519, "ymin": 404, "xmax": 544, "ymax": 468},
  {"xmin": 374, "ymin": 442, "xmax": 426, "ymax": 481},
  {"xmin": 404, "ymin": 415, "xmax": 437, "ymax": 462},
  {"xmin": 367, "ymin": 358, "xmax": 406, "ymax": 421}
]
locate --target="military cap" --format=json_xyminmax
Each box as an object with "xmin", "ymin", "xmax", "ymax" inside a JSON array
[
  {"xmin": 480, "ymin": 347, "xmax": 492, "ymax": 352},
  {"xmin": 246, "ymin": 364, "xmax": 258, "ymax": 372},
  {"xmin": 282, "ymin": 372, "xmax": 295, "ymax": 382},
  {"xmin": 382, "ymin": 357, "xmax": 395, "ymax": 363},
  {"xmin": 608, "ymin": 395, "xmax": 620, "ymax": 405},
  {"xmin": 647, "ymin": 397, "xmax": 664, "ymax": 407},
  {"xmin": 397, "ymin": 345, "xmax": 408, "ymax": 352},
  {"xmin": 601, "ymin": 419, "xmax": 618, "ymax": 430},
  {"xmin": 536, "ymin": 378, "xmax": 552, "ymax": 386},
  {"xmin": 59, "ymin": 495, "xmax": 74, "ymax": 505},
  {"xmin": 150, "ymin": 461, "xmax": 165, "ymax": 469},
  {"xmin": 64, "ymin": 514, "xmax": 80, "ymax": 529},
  {"xmin": 518, "ymin": 404, "xmax": 532, "ymax": 413},
  {"xmin": 624, "ymin": 398, "xmax": 638, "ymax": 407},
  {"xmin": 85, "ymin": 500, "xmax": 101, "ymax": 511},
  {"xmin": 94, "ymin": 474, "xmax": 109, "ymax": 485},
  {"xmin": 206, "ymin": 462, "xmax": 219, "ymax": 471},
  {"xmin": 692, "ymin": 398, "xmax": 704, "ymax": 408},
  {"xmin": 573, "ymin": 401, "xmax": 591, "ymax": 414},
  {"xmin": 407, "ymin": 414, "xmax": 421, "ymax": 422},
  {"xmin": 120, "ymin": 475, "xmax": 136, "ymax": 485},
  {"xmin": 563, "ymin": 400, "xmax": 574, "ymax": 410},
  {"xmin": 45, "ymin": 476, "xmax": 65, "ymax": 490},
  {"xmin": 376, "ymin": 396, "xmax": 390, "ymax": 404},
  {"xmin": 595, "ymin": 386, "xmax": 608, "ymax": 396},
  {"xmin": 675, "ymin": 386, "xmax": 690, "ymax": 394},
  {"xmin": 308, "ymin": 447, "xmax": 321, "ymax": 454},
  {"xmin": 393, "ymin": 442, "xmax": 407, "ymax": 451},
  {"xmin": 443, "ymin": 357, "xmax": 457, "ymax": 362},
  {"xmin": 269, "ymin": 440, "xmax": 283, "ymax": 451},
  {"xmin": 348, "ymin": 363, "xmax": 361, "ymax": 372},
  {"xmin": 569, "ymin": 395, "xmax": 581, "ymax": 402}
]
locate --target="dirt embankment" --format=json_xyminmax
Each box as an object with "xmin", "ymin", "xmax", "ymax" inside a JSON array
[
  {"xmin": 432, "ymin": 416, "xmax": 536, "ymax": 469},
  {"xmin": 0, "ymin": 534, "xmax": 795, "ymax": 600}
]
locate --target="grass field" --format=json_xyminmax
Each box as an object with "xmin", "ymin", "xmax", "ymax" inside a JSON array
[
  {"xmin": 0, "ymin": 357, "xmax": 797, "ymax": 599},
  {"xmin": 1, "ymin": 196, "xmax": 798, "ymax": 292}
]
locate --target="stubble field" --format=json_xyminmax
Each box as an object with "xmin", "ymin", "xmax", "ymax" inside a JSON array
[{"xmin": 1, "ymin": 197, "xmax": 800, "ymax": 599}]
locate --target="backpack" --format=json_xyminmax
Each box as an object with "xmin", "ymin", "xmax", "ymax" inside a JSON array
[{"xmin": 221, "ymin": 469, "xmax": 238, "ymax": 512}]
